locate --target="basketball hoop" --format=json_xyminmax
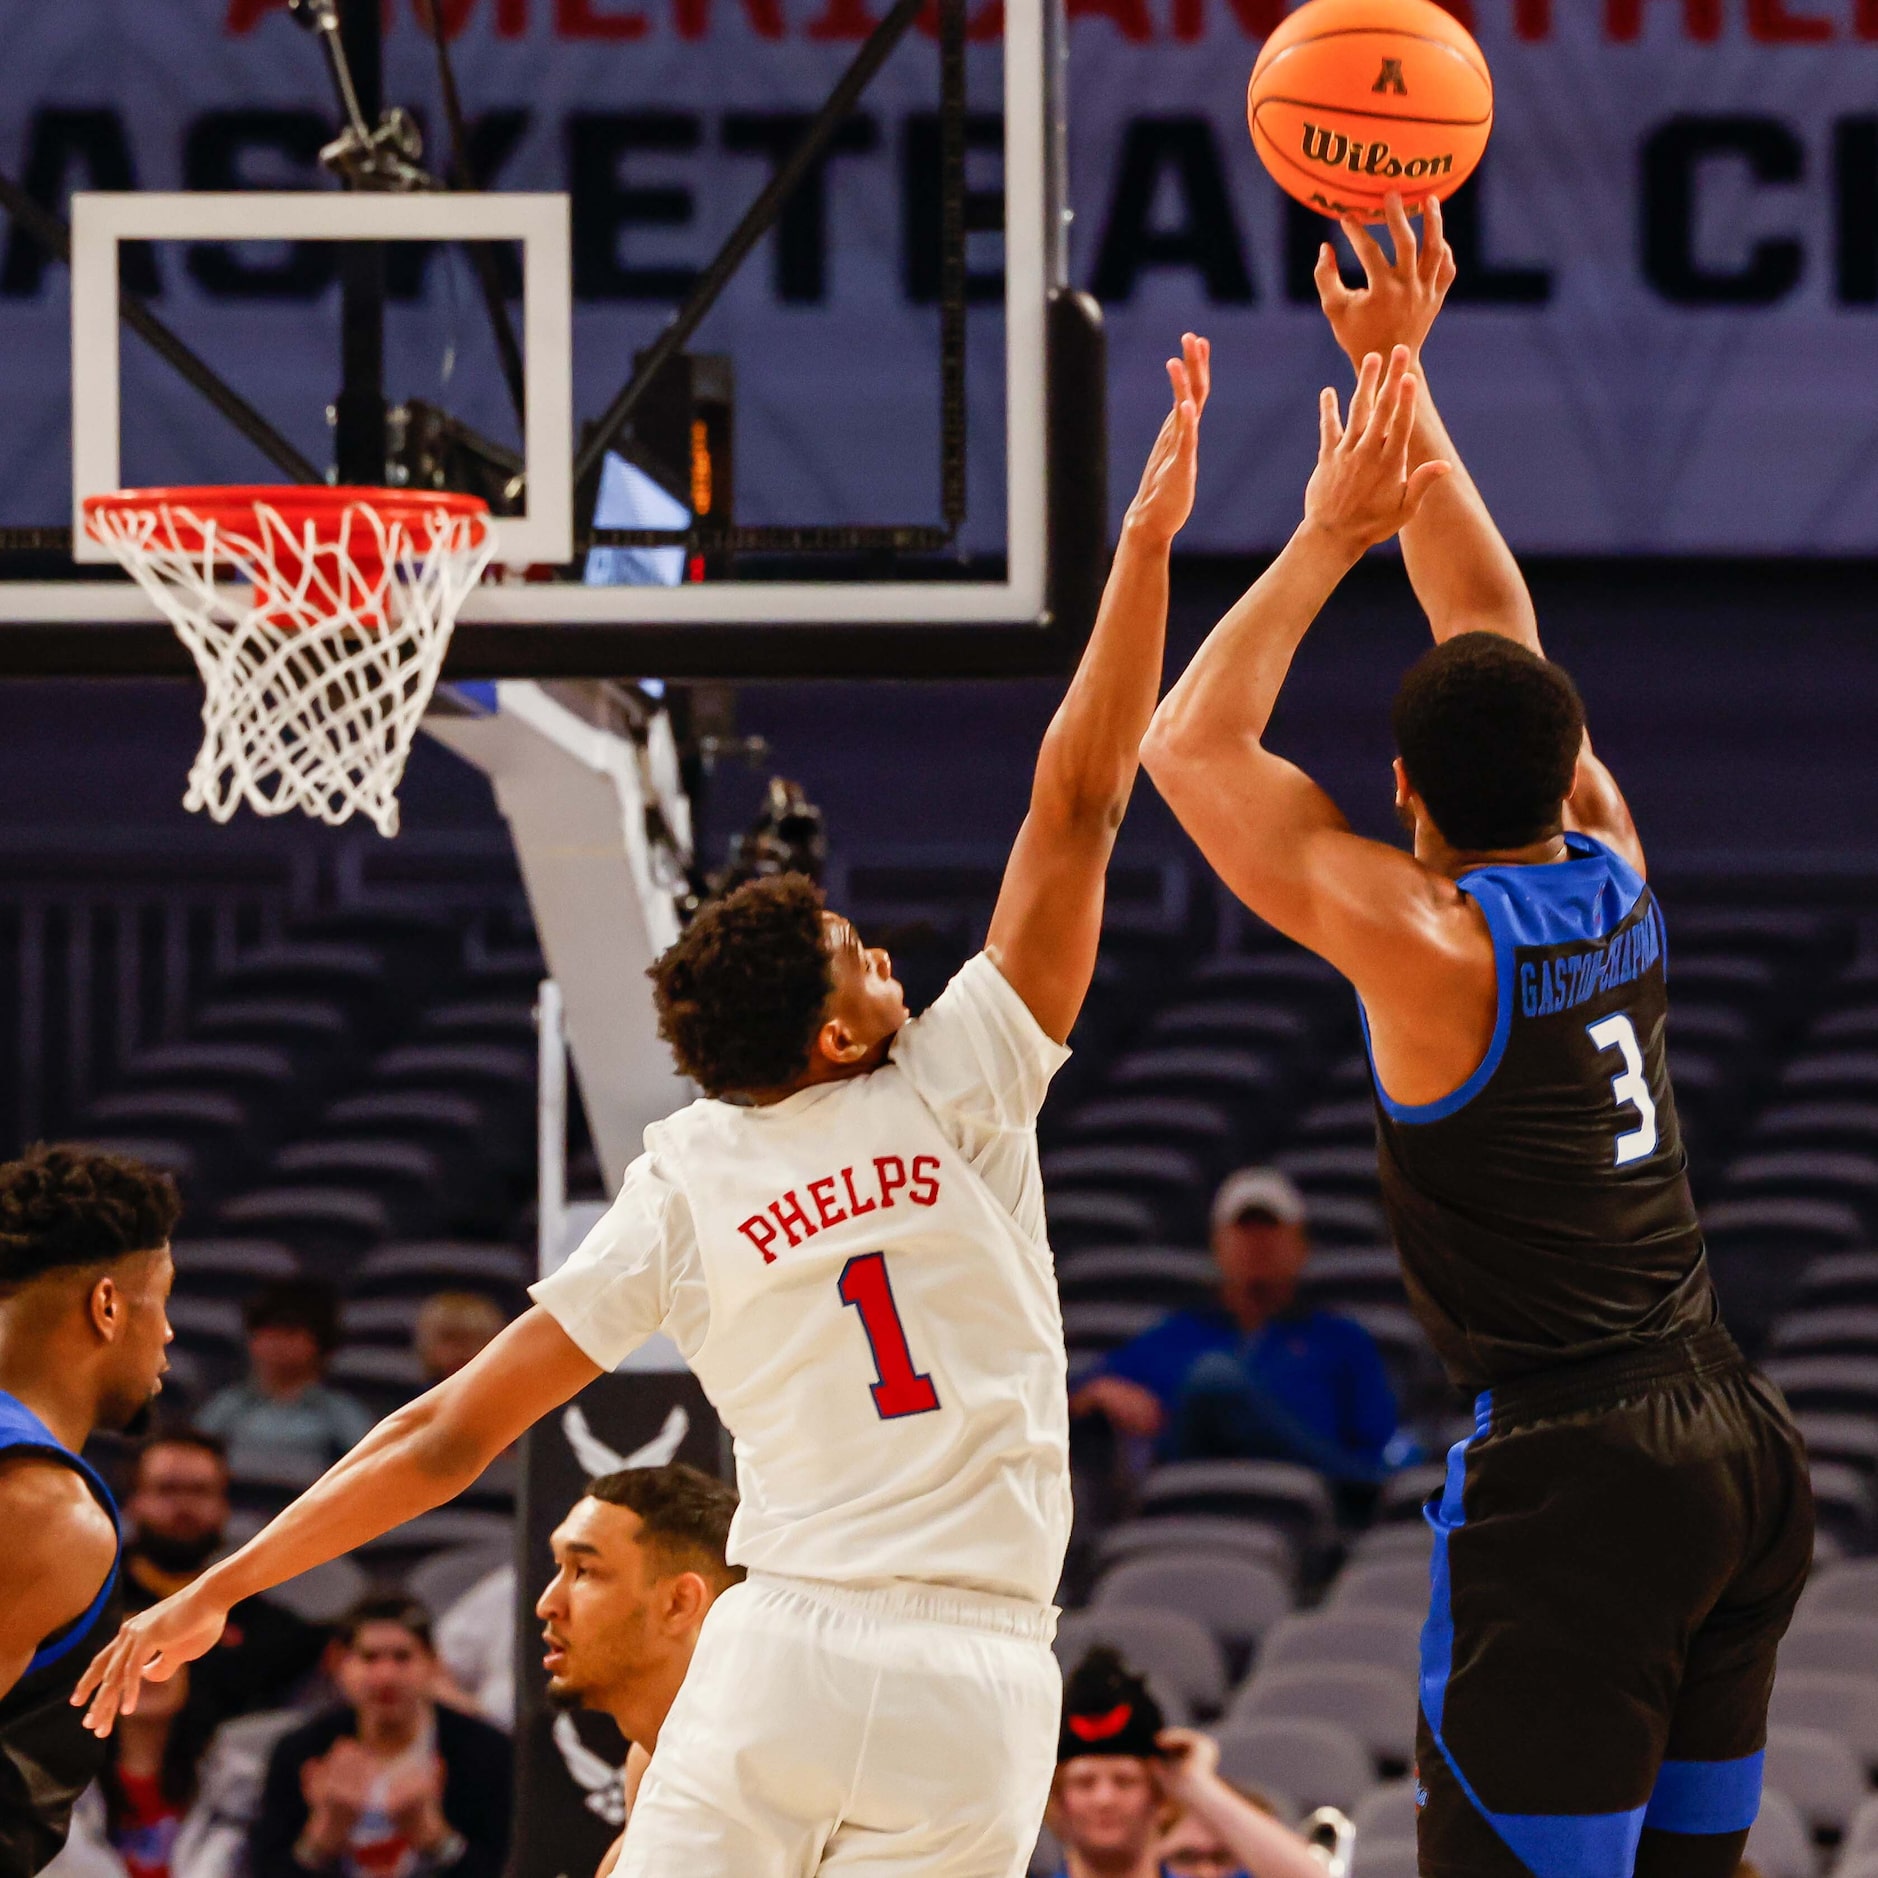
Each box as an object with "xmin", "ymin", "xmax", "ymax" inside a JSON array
[{"xmin": 84, "ymin": 486, "xmax": 495, "ymax": 838}]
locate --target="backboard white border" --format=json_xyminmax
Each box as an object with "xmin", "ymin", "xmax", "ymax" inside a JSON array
[
  {"xmin": 65, "ymin": 190, "xmax": 573, "ymax": 568},
  {"xmin": 2, "ymin": 0, "xmax": 1050, "ymax": 631}
]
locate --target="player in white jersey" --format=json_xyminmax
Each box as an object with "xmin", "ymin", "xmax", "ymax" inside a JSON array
[{"xmin": 71, "ymin": 331, "xmax": 1212, "ymax": 1878}]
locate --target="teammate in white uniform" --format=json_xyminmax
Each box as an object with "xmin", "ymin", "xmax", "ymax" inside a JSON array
[{"xmin": 72, "ymin": 331, "xmax": 1212, "ymax": 1878}]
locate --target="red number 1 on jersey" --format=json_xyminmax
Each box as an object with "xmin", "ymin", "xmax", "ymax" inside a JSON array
[{"xmin": 839, "ymin": 1252, "xmax": 941, "ymax": 1419}]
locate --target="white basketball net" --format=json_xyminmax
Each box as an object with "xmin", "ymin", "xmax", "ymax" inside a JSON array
[{"xmin": 87, "ymin": 494, "xmax": 495, "ymax": 839}]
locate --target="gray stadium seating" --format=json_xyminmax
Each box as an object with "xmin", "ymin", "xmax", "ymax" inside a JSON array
[
  {"xmin": 1761, "ymin": 1725, "xmax": 1866, "ymax": 1841},
  {"xmin": 1090, "ymin": 1554, "xmax": 1292, "ymax": 1655},
  {"xmin": 1228, "ymin": 1664, "xmax": 1417, "ymax": 1771},
  {"xmin": 1053, "ymin": 1608, "xmax": 1227, "ymax": 1721},
  {"xmin": 1211, "ymin": 1718, "xmax": 1373, "ymax": 1815}
]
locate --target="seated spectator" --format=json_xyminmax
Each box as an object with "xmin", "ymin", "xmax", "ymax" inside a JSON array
[
  {"xmin": 200, "ymin": 1282, "xmax": 373, "ymax": 1469},
  {"xmin": 121, "ymin": 1430, "xmax": 328, "ymax": 1726},
  {"xmin": 413, "ymin": 1295, "xmax": 505, "ymax": 1388},
  {"xmin": 1048, "ymin": 1651, "xmax": 1323, "ymax": 1878},
  {"xmin": 249, "ymin": 1597, "xmax": 510, "ymax": 1878},
  {"xmin": 91, "ymin": 1664, "xmax": 219, "ymax": 1878},
  {"xmin": 1070, "ymin": 1169, "xmax": 1400, "ymax": 1482}
]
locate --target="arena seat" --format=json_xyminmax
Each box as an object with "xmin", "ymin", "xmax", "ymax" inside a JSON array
[
  {"xmin": 1089, "ymin": 1553, "xmax": 1292, "ymax": 1657},
  {"xmin": 1052, "ymin": 1608, "xmax": 1227, "ymax": 1721},
  {"xmin": 1255, "ymin": 1610, "xmax": 1422, "ymax": 1684},
  {"xmin": 1794, "ymin": 1251, "xmax": 1878, "ymax": 1311},
  {"xmin": 1745, "ymin": 1788, "xmax": 1817, "ymax": 1878},
  {"xmin": 1053, "ymin": 1247, "xmax": 1218, "ymax": 1314},
  {"xmin": 1045, "ymin": 1190, "xmax": 1157, "ymax": 1248},
  {"xmin": 1058, "ymin": 1096, "xmax": 1238, "ymax": 1161},
  {"xmin": 1041, "ymin": 1145, "xmax": 1210, "ymax": 1214},
  {"xmin": 1762, "ymin": 1358, "xmax": 1878, "ymax": 1421},
  {"xmin": 1228, "ymin": 1664, "xmax": 1417, "ymax": 1772},
  {"xmin": 326, "ymin": 1344, "xmax": 427, "ymax": 1421},
  {"xmin": 217, "ymin": 1186, "xmax": 393, "ymax": 1265},
  {"xmin": 169, "ymin": 1238, "xmax": 304, "ymax": 1299},
  {"xmin": 1294, "ymin": 1246, "xmax": 1404, "ymax": 1313},
  {"xmin": 1794, "ymin": 1560, "xmax": 1878, "ymax": 1622},
  {"xmin": 1135, "ymin": 1461, "xmax": 1336, "ymax": 1556},
  {"xmin": 407, "ymin": 1541, "xmax": 512, "ymax": 1617},
  {"xmin": 1059, "ymin": 1302, "xmax": 1165, "ymax": 1357},
  {"xmin": 1842, "ymin": 1795, "xmax": 1878, "ymax": 1866},
  {"xmin": 1792, "ymin": 1413, "xmax": 1878, "ymax": 1481},
  {"xmin": 269, "ymin": 1554, "xmax": 372, "ymax": 1626},
  {"xmin": 271, "ymin": 1139, "xmax": 451, "ymax": 1235},
  {"xmin": 1211, "ymin": 1717, "xmax": 1373, "ymax": 1815},
  {"xmin": 1329, "ymin": 1559, "xmax": 1433, "ymax": 1615},
  {"xmin": 348, "ymin": 1242, "xmax": 533, "ymax": 1308},
  {"xmin": 1347, "ymin": 1839, "xmax": 1419, "ymax": 1878},
  {"xmin": 1761, "ymin": 1726, "xmax": 1866, "ymax": 1842},
  {"xmin": 1807, "ymin": 1463, "xmax": 1877, "ymax": 1555},
  {"xmin": 1091, "ymin": 1516, "xmax": 1298, "ymax": 1584},
  {"xmin": 1769, "ymin": 1672, "xmax": 1878, "ymax": 1774},
  {"xmin": 1779, "ymin": 1617, "xmax": 1878, "ymax": 1681},
  {"xmin": 1773, "ymin": 1309, "xmax": 1878, "ymax": 1361},
  {"xmin": 1345, "ymin": 1522, "xmax": 1436, "ymax": 1567},
  {"xmin": 419, "ymin": 999, "xmax": 537, "ymax": 1046}
]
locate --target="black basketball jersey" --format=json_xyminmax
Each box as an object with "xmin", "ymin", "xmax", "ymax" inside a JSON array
[
  {"xmin": 1367, "ymin": 833, "xmax": 1717, "ymax": 1392},
  {"xmin": 0, "ymin": 1391, "xmax": 122, "ymax": 1878}
]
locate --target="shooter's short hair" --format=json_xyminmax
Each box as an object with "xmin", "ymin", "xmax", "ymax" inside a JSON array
[
  {"xmin": 1392, "ymin": 633, "xmax": 1587, "ymax": 853},
  {"xmin": 648, "ymin": 874, "xmax": 834, "ymax": 1099},
  {"xmin": 584, "ymin": 1462, "xmax": 743, "ymax": 1589},
  {"xmin": 0, "ymin": 1144, "xmax": 181, "ymax": 1292}
]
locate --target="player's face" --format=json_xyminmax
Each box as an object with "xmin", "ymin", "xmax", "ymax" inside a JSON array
[
  {"xmin": 1213, "ymin": 1217, "xmax": 1309, "ymax": 1327},
  {"xmin": 1051, "ymin": 1757, "xmax": 1164, "ymax": 1862},
  {"xmin": 96, "ymin": 1246, "xmax": 175, "ymax": 1431},
  {"xmin": 818, "ymin": 913, "xmax": 909, "ymax": 1064},
  {"xmin": 336, "ymin": 1623, "xmax": 436, "ymax": 1727},
  {"xmin": 537, "ymin": 1498, "xmax": 687, "ymax": 1710}
]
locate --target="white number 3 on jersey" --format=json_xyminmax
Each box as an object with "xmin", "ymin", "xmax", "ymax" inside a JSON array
[{"xmin": 1587, "ymin": 1013, "xmax": 1659, "ymax": 1167}]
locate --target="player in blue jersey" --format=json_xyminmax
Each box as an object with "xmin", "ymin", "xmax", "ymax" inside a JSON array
[
  {"xmin": 0, "ymin": 1144, "xmax": 177, "ymax": 1877},
  {"xmin": 1142, "ymin": 198, "xmax": 1811, "ymax": 1878}
]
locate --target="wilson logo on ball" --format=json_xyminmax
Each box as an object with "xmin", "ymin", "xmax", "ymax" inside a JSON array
[
  {"xmin": 1372, "ymin": 58, "xmax": 1407, "ymax": 94},
  {"xmin": 1300, "ymin": 124, "xmax": 1456, "ymax": 182}
]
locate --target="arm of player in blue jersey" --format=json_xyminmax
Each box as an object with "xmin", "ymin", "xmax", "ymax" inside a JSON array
[
  {"xmin": 1318, "ymin": 195, "xmax": 1644, "ymax": 875},
  {"xmin": 72, "ymin": 1307, "xmax": 603, "ymax": 1735},
  {"xmin": 982, "ymin": 334, "xmax": 1210, "ymax": 1046}
]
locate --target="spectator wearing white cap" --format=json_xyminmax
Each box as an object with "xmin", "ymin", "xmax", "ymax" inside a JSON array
[{"xmin": 1068, "ymin": 1169, "xmax": 1399, "ymax": 1482}]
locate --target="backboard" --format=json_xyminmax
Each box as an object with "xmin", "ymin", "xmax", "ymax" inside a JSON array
[{"xmin": 0, "ymin": 0, "xmax": 1104, "ymax": 679}]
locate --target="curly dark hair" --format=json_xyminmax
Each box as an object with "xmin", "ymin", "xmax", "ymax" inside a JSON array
[
  {"xmin": 0, "ymin": 1144, "xmax": 181, "ymax": 1291},
  {"xmin": 1392, "ymin": 632, "xmax": 1586, "ymax": 852},
  {"xmin": 649, "ymin": 873, "xmax": 834, "ymax": 1098}
]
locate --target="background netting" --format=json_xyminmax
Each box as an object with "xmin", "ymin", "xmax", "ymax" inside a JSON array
[{"xmin": 86, "ymin": 492, "xmax": 493, "ymax": 838}]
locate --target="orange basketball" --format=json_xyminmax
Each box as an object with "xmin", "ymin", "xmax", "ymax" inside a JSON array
[{"xmin": 1248, "ymin": 0, "xmax": 1493, "ymax": 220}]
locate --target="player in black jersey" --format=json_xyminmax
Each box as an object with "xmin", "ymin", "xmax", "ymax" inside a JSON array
[
  {"xmin": 0, "ymin": 1146, "xmax": 178, "ymax": 1877},
  {"xmin": 1143, "ymin": 198, "xmax": 1812, "ymax": 1878}
]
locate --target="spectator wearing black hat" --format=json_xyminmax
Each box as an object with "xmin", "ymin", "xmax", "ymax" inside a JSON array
[
  {"xmin": 1070, "ymin": 1169, "xmax": 1399, "ymax": 1482},
  {"xmin": 1047, "ymin": 1650, "xmax": 1323, "ymax": 1878},
  {"xmin": 199, "ymin": 1282, "xmax": 373, "ymax": 1470}
]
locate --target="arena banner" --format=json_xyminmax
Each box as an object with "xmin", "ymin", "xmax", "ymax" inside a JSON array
[
  {"xmin": 512, "ymin": 1365, "xmax": 722, "ymax": 1878},
  {"xmin": 7, "ymin": 3, "xmax": 1878, "ymax": 554}
]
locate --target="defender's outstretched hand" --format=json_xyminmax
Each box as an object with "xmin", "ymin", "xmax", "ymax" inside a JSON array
[
  {"xmin": 1124, "ymin": 332, "xmax": 1210, "ymax": 549},
  {"xmin": 1306, "ymin": 346, "xmax": 1450, "ymax": 558},
  {"xmin": 74, "ymin": 1582, "xmax": 229, "ymax": 1735},
  {"xmin": 1316, "ymin": 192, "xmax": 1456, "ymax": 368}
]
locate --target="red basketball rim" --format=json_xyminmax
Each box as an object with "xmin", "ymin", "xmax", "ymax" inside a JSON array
[{"xmin": 84, "ymin": 485, "xmax": 490, "ymax": 544}]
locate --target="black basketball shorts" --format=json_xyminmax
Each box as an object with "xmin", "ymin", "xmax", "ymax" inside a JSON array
[{"xmin": 1414, "ymin": 1325, "xmax": 1815, "ymax": 1878}]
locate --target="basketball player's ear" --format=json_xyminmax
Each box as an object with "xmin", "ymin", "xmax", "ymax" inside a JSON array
[
  {"xmin": 1393, "ymin": 757, "xmax": 1414, "ymax": 816},
  {"xmin": 661, "ymin": 1570, "xmax": 708, "ymax": 1634},
  {"xmin": 816, "ymin": 1014, "xmax": 872, "ymax": 1067},
  {"xmin": 89, "ymin": 1274, "xmax": 122, "ymax": 1343}
]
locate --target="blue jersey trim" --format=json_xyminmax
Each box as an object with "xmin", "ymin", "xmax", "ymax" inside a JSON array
[
  {"xmin": 1643, "ymin": 1753, "xmax": 1764, "ymax": 1836},
  {"xmin": 1363, "ymin": 834, "xmax": 1649, "ymax": 1127},
  {"xmin": 0, "ymin": 1390, "xmax": 122, "ymax": 1676}
]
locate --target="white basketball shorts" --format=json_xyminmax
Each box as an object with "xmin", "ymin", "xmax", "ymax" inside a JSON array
[{"xmin": 615, "ymin": 1569, "xmax": 1061, "ymax": 1878}]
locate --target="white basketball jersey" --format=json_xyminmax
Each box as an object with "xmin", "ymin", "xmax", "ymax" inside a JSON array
[{"xmin": 530, "ymin": 953, "xmax": 1074, "ymax": 1607}]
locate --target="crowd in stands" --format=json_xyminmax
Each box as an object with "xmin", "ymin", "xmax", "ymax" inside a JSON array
[{"xmin": 23, "ymin": 885, "xmax": 1878, "ymax": 1878}]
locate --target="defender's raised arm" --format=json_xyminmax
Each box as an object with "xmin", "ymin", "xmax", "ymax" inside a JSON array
[{"xmin": 984, "ymin": 334, "xmax": 1209, "ymax": 1045}]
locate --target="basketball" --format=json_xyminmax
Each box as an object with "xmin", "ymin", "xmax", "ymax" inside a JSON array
[{"xmin": 1248, "ymin": 0, "xmax": 1493, "ymax": 220}]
